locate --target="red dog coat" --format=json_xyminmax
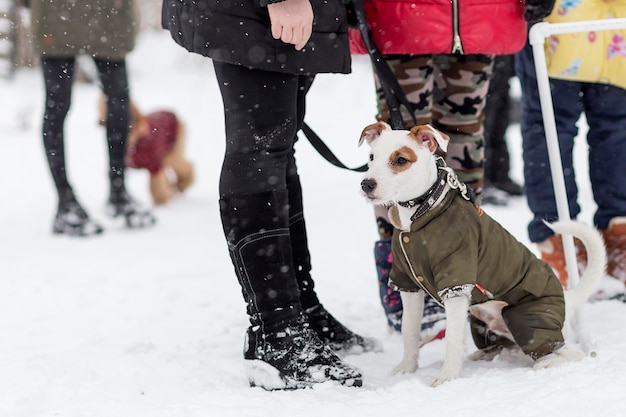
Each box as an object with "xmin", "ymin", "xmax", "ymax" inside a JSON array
[{"xmin": 126, "ymin": 111, "xmax": 179, "ymax": 175}]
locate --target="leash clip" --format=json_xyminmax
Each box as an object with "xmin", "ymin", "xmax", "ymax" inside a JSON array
[{"xmin": 442, "ymin": 167, "xmax": 470, "ymax": 201}]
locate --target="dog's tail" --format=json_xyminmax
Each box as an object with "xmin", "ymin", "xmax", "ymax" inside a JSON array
[{"xmin": 546, "ymin": 220, "xmax": 607, "ymax": 310}]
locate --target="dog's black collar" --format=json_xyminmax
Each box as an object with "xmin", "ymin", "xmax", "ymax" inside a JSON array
[
  {"xmin": 397, "ymin": 157, "xmax": 449, "ymax": 222},
  {"xmin": 397, "ymin": 157, "xmax": 471, "ymax": 222}
]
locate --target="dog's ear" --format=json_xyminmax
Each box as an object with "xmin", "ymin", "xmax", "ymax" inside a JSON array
[
  {"xmin": 408, "ymin": 125, "xmax": 450, "ymax": 153},
  {"xmin": 359, "ymin": 121, "xmax": 390, "ymax": 146},
  {"xmin": 426, "ymin": 125, "xmax": 450, "ymax": 152}
]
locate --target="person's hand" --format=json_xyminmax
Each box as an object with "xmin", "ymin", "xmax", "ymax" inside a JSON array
[
  {"xmin": 268, "ymin": 0, "xmax": 313, "ymax": 50},
  {"xmin": 524, "ymin": 0, "xmax": 556, "ymax": 23}
]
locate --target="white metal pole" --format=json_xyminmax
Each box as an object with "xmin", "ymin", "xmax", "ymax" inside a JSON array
[{"xmin": 529, "ymin": 23, "xmax": 579, "ymax": 288}]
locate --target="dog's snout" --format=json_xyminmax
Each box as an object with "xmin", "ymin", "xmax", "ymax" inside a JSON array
[{"xmin": 361, "ymin": 178, "xmax": 377, "ymax": 194}]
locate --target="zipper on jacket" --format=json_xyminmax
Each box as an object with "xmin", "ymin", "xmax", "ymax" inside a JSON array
[
  {"xmin": 397, "ymin": 232, "xmax": 444, "ymax": 307},
  {"xmin": 451, "ymin": 0, "xmax": 464, "ymax": 54}
]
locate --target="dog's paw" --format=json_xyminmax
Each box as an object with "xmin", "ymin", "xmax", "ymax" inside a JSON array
[
  {"xmin": 429, "ymin": 362, "xmax": 462, "ymax": 387},
  {"xmin": 467, "ymin": 348, "xmax": 500, "ymax": 362},
  {"xmin": 533, "ymin": 353, "xmax": 568, "ymax": 370},
  {"xmin": 467, "ymin": 345, "xmax": 505, "ymax": 362},
  {"xmin": 391, "ymin": 359, "xmax": 418, "ymax": 376},
  {"xmin": 533, "ymin": 345, "xmax": 585, "ymax": 370},
  {"xmin": 430, "ymin": 371, "xmax": 458, "ymax": 387}
]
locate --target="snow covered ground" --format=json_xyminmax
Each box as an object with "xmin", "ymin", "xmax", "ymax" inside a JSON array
[{"xmin": 2, "ymin": 29, "xmax": 626, "ymax": 417}]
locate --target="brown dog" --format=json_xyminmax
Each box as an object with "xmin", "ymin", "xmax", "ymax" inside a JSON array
[{"xmin": 99, "ymin": 96, "xmax": 194, "ymax": 205}]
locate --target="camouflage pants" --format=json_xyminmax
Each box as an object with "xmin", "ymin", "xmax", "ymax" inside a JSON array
[{"xmin": 374, "ymin": 54, "xmax": 495, "ymax": 199}]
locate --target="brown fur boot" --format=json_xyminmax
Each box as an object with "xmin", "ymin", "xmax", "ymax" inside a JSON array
[
  {"xmin": 538, "ymin": 234, "xmax": 588, "ymax": 287},
  {"xmin": 602, "ymin": 218, "xmax": 626, "ymax": 283}
]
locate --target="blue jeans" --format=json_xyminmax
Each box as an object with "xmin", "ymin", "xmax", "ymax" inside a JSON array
[{"xmin": 515, "ymin": 41, "xmax": 626, "ymax": 243}]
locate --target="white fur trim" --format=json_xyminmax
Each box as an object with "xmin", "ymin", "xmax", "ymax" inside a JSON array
[{"xmin": 438, "ymin": 284, "xmax": 474, "ymax": 301}]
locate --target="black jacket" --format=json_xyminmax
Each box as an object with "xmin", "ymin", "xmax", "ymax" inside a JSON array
[{"xmin": 162, "ymin": 0, "xmax": 351, "ymax": 75}]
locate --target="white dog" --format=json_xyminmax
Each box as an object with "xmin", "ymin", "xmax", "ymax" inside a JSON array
[{"xmin": 359, "ymin": 122, "xmax": 606, "ymax": 387}]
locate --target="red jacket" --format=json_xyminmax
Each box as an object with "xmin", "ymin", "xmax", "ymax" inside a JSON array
[{"xmin": 350, "ymin": 0, "xmax": 527, "ymax": 55}]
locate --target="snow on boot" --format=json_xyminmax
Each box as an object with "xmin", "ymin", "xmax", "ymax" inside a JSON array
[
  {"xmin": 53, "ymin": 197, "xmax": 103, "ymax": 237},
  {"xmin": 481, "ymin": 183, "xmax": 509, "ymax": 206},
  {"xmin": 305, "ymin": 304, "xmax": 382, "ymax": 355},
  {"xmin": 244, "ymin": 319, "xmax": 363, "ymax": 390},
  {"xmin": 107, "ymin": 190, "xmax": 156, "ymax": 229},
  {"xmin": 419, "ymin": 295, "xmax": 446, "ymax": 345}
]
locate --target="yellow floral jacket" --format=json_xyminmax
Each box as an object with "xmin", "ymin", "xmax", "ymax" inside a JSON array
[{"xmin": 545, "ymin": 0, "xmax": 626, "ymax": 90}]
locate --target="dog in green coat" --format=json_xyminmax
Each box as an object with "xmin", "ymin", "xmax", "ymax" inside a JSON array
[{"xmin": 359, "ymin": 122, "xmax": 606, "ymax": 387}]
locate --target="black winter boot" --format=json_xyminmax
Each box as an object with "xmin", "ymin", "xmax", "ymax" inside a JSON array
[
  {"xmin": 220, "ymin": 191, "xmax": 303, "ymax": 330},
  {"xmin": 491, "ymin": 178, "xmax": 524, "ymax": 196},
  {"xmin": 107, "ymin": 177, "xmax": 156, "ymax": 229},
  {"xmin": 481, "ymin": 181, "xmax": 510, "ymax": 206},
  {"xmin": 244, "ymin": 317, "xmax": 362, "ymax": 390},
  {"xmin": 53, "ymin": 189, "xmax": 103, "ymax": 236},
  {"xmin": 305, "ymin": 304, "xmax": 382, "ymax": 354},
  {"xmin": 220, "ymin": 191, "xmax": 363, "ymax": 389}
]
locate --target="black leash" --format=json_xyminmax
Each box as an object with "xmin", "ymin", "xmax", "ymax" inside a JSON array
[
  {"xmin": 301, "ymin": 123, "xmax": 368, "ymax": 172},
  {"xmin": 349, "ymin": 0, "xmax": 416, "ymax": 130},
  {"xmin": 301, "ymin": 0, "xmax": 416, "ymax": 172}
]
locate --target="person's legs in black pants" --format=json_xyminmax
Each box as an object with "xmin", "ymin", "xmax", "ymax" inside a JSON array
[
  {"xmin": 214, "ymin": 62, "xmax": 372, "ymax": 389},
  {"xmin": 483, "ymin": 55, "xmax": 523, "ymax": 204},
  {"xmin": 95, "ymin": 58, "xmax": 130, "ymax": 197},
  {"xmin": 95, "ymin": 58, "xmax": 155, "ymax": 229},
  {"xmin": 41, "ymin": 57, "xmax": 74, "ymax": 195},
  {"xmin": 41, "ymin": 56, "xmax": 103, "ymax": 236}
]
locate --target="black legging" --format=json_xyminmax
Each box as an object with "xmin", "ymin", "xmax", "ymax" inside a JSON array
[
  {"xmin": 41, "ymin": 56, "xmax": 130, "ymax": 197},
  {"xmin": 212, "ymin": 61, "xmax": 313, "ymax": 198},
  {"xmin": 213, "ymin": 62, "xmax": 321, "ymax": 311},
  {"xmin": 483, "ymin": 54, "xmax": 515, "ymax": 184}
]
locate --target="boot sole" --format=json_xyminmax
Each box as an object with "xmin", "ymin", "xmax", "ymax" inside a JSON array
[
  {"xmin": 106, "ymin": 204, "xmax": 157, "ymax": 229},
  {"xmin": 244, "ymin": 359, "xmax": 362, "ymax": 390},
  {"xmin": 52, "ymin": 222, "xmax": 104, "ymax": 237}
]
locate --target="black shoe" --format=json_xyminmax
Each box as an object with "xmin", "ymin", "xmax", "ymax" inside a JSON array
[
  {"xmin": 481, "ymin": 185, "xmax": 509, "ymax": 206},
  {"xmin": 491, "ymin": 178, "xmax": 524, "ymax": 196},
  {"xmin": 244, "ymin": 319, "xmax": 363, "ymax": 390},
  {"xmin": 53, "ymin": 199, "xmax": 103, "ymax": 236},
  {"xmin": 107, "ymin": 190, "xmax": 156, "ymax": 229},
  {"xmin": 305, "ymin": 304, "xmax": 381, "ymax": 355}
]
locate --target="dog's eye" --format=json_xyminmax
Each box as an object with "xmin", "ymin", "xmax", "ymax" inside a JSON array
[
  {"xmin": 396, "ymin": 157, "xmax": 408, "ymax": 165},
  {"xmin": 369, "ymin": 154, "xmax": 374, "ymax": 161}
]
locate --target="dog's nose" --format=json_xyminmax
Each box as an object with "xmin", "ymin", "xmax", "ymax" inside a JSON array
[{"xmin": 361, "ymin": 178, "xmax": 377, "ymax": 194}]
